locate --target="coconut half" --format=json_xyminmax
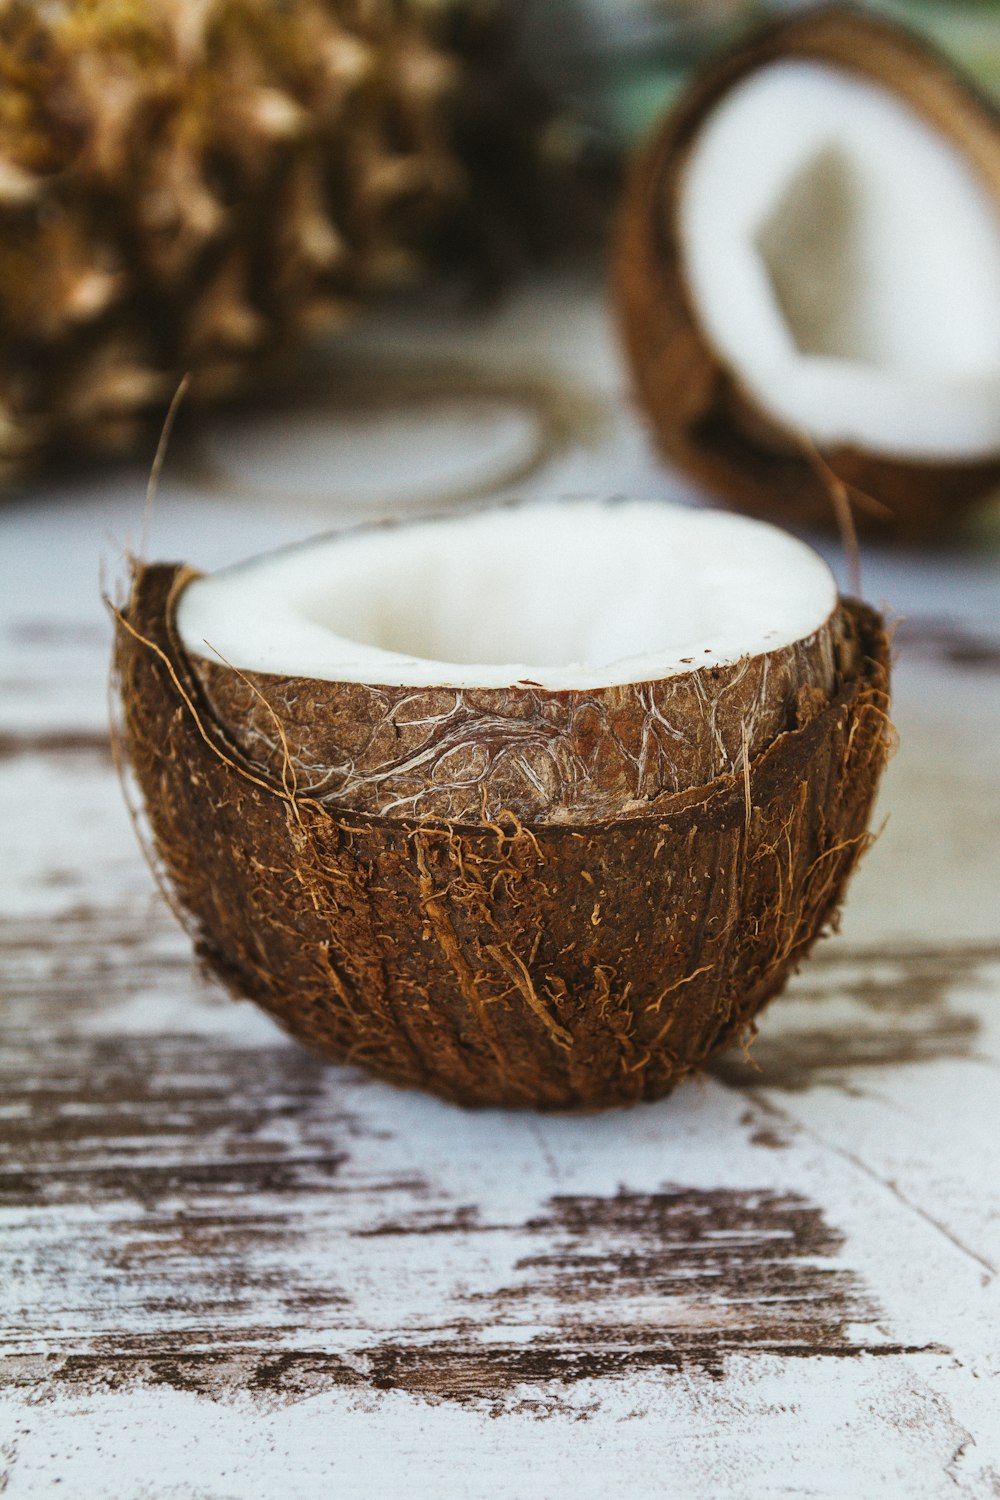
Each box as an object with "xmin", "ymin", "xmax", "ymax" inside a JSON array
[
  {"xmin": 615, "ymin": 4, "xmax": 1000, "ymax": 538},
  {"xmin": 178, "ymin": 499, "xmax": 841, "ymax": 822},
  {"xmin": 115, "ymin": 498, "xmax": 891, "ymax": 1110}
]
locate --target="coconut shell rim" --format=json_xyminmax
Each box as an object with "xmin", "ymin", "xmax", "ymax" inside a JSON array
[{"xmin": 116, "ymin": 558, "xmax": 889, "ymax": 838}]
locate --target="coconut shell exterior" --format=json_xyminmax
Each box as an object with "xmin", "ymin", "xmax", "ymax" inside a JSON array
[
  {"xmin": 114, "ymin": 561, "xmax": 891, "ymax": 1111},
  {"xmin": 187, "ymin": 611, "xmax": 841, "ymax": 825},
  {"xmin": 614, "ymin": 4, "xmax": 1000, "ymax": 542}
]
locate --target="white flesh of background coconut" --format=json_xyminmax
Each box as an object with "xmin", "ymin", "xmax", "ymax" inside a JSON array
[{"xmin": 679, "ymin": 61, "xmax": 1000, "ymax": 459}]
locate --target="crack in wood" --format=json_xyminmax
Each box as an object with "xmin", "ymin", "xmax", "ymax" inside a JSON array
[{"xmin": 0, "ymin": 729, "xmax": 112, "ymax": 762}]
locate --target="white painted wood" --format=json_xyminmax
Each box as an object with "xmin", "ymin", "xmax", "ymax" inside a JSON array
[{"xmin": 1, "ymin": 275, "xmax": 999, "ymax": 1499}]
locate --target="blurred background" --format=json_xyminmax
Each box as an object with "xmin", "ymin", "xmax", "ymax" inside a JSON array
[
  {"xmin": 2, "ymin": 0, "xmax": 1000, "ymax": 540},
  {"xmin": 529, "ymin": 0, "xmax": 1000, "ymax": 148}
]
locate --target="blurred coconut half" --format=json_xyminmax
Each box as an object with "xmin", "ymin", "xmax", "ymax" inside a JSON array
[{"xmin": 615, "ymin": 4, "xmax": 1000, "ymax": 539}]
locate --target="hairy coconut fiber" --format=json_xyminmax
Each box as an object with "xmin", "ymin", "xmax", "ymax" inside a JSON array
[
  {"xmin": 614, "ymin": 5, "xmax": 1000, "ymax": 541},
  {"xmin": 0, "ymin": 0, "xmax": 601, "ymax": 483},
  {"xmin": 113, "ymin": 562, "xmax": 891, "ymax": 1111},
  {"xmin": 189, "ymin": 613, "xmax": 842, "ymax": 824}
]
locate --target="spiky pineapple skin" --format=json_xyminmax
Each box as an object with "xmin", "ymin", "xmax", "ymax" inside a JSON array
[{"xmin": 0, "ymin": 0, "xmax": 587, "ymax": 479}]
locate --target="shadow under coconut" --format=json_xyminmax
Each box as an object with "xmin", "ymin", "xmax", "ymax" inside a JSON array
[{"xmin": 710, "ymin": 941, "xmax": 991, "ymax": 1094}]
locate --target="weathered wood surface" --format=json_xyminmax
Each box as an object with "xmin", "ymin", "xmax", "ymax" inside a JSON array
[{"xmin": 2, "ymin": 280, "xmax": 999, "ymax": 1497}]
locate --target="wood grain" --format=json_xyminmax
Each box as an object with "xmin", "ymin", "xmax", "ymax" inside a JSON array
[{"xmin": 2, "ymin": 283, "xmax": 1000, "ymax": 1497}]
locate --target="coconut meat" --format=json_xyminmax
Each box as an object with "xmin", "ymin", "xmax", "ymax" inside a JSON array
[
  {"xmin": 176, "ymin": 499, "xmax": 836, "ymax": 692},
  {"xmin": 678, "ymin": 60, "xmax": 1000, "ymax": 458}
]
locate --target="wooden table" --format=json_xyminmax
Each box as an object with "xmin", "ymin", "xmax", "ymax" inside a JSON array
[{"xmin": 2, "ymin": 278, "xmax": 999, "ymax": 1497}]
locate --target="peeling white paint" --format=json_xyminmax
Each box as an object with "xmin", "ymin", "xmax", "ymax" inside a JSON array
[{"xmin": 1, "ymin": 277, "xmax": 999, "ymax": 1499}]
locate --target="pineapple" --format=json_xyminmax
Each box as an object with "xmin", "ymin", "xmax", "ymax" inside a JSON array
[{"xmin": 0, "ymin": 0, "xmax": 597, "ymax": 480}]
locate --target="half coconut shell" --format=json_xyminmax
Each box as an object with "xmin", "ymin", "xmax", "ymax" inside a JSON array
[
  {"xmin": 114, "ymin": 558, "xmax": 891, "ymax": 1111},
  {"xmin": 615, "ymin": 4, "xmax": 1000, "ymax": 540}
]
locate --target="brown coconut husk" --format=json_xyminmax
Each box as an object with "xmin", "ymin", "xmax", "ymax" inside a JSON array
[
  {"xmin": 188, "ymin": 611, "xmax": 842, "ymax": 825},
  {"xmin": 113, "ymin": 561, "xmax": 891, "ymax": 1111},
  {"xmin": 614, "ymin": 4, "xmax": 1000, "ymax": 542}
]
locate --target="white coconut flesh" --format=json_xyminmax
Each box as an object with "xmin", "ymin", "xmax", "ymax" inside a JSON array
[
  {"xmin": 679, "ymin": 60, "xmax": 1000, "ymax": 459},
  {"xmin": 177, "ymin": 500, "xmax": 836, "ymax": 693}
]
